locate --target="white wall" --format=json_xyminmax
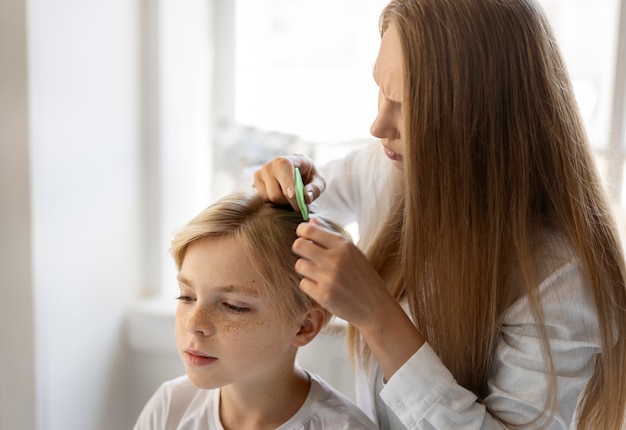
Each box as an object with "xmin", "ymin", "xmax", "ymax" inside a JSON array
[
  {"xmin": 0, "ymin": 0, "xmax": 143, "ymax": 428},
  {"xmin": 1, "ymin": 0, "xmax": 217, "ymax": 427},
  {"xmin": 29, "ymin": 0, "xmax": 142, "ymax": 426}
]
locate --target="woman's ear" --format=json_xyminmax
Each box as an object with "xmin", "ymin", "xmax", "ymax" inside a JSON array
[{"xmin": 292, "ymin": 305, "xmax": 326, "ymax": 347}]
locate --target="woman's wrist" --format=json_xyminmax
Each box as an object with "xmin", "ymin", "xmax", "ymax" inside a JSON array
[{"xmin": 357, "ymin": 298, "xmax": 425, "ymax": 380}]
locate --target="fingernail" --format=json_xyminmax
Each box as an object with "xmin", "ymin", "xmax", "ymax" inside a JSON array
[
  {"xmin": 307, "ymin": 190, "xmax": 314, "ymax": 203},
  {"xmin": 286, "ymin": 186, "xmax": 294, "ymax": 198}
]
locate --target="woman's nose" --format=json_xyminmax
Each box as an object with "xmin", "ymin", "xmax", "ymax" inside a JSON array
[
  {"xmin": 370, "ymin": 93, "xmax": 399, "ymax": 139},
  {"xmin": 370, "ymin": 114, "xmax": 394, "ymax": 139}
]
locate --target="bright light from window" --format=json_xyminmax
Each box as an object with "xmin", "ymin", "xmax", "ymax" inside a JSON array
[
  {"xmin": 537, "ymin": 0, "xmax": 621, "ymax": 150},
  {"xmin": 234, "ymin": 0, "xmax": 389, "ymax": 144},
  {"xmin": 234, "ymin": 0, "xmax": 621, "ymax": 150}
]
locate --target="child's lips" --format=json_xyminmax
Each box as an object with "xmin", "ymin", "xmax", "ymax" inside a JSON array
[{"xmin": 184, "ymin": 350, "xmax": 217, "ymax": 366}]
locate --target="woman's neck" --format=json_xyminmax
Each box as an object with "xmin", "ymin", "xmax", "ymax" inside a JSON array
[{"xmin": 218, "ymin": 366, "xmax": 311, "ymax": 430}]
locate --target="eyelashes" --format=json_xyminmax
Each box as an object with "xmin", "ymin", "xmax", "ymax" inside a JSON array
[
  {"xmin": 223, "ymin": 303, "xmax": 250, "ymax": 314},
  {"xmin": 175, "ymin": 296, "xmax": 250, "ymax": 314}
]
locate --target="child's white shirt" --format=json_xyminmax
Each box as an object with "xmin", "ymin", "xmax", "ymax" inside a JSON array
[{"xmin": 133, "ymin": 370, "xmax": 376, "ymax": 429}]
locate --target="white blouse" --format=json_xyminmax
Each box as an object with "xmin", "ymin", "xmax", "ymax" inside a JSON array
[{"xmin": 315, "ymin": 143, "xmax": 601, "ymax": 429}]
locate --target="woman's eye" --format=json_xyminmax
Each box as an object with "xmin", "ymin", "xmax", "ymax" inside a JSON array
[
  {"xmin": 175, "ymin": 295, "xmax": 195, "ymax": 303},
  {"xmin": 223, "ymin": 302, "xmax": 250, "ymax": 314}
]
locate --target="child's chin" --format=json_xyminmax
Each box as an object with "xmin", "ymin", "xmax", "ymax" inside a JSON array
[{"xmin": 187, "ymin": 372, "xmax": 225, "ymax": 390}]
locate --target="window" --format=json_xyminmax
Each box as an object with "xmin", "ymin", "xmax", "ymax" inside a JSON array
[
  {"xmin": 218, "ymin": 0, "xmax": 626, "ymax": 200},
  {"xmin": 150, "ymin": 0, "xmax": 626, "ymax": 296},
  {"xmin": 537, "ymin": 0, "xmax": 626, "ymax": 206},
  {"xmin": 233, "ymin": 0, "xmax": 388, "ymax": 143},
  {"xmin": 210, "ymin": 0, "xmax": 390, "ymax": 199}
]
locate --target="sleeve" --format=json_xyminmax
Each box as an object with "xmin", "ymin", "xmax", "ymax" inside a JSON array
[
  {"xmin": 306, "ymin": 373, "xmax": 379, "ymax": 430},
  {"xmin": 380, "ymin": 260, "xmax": 601, "ymax": 430},
  {"xmin": 313, "ymin": 143, "xmax": 376, "ymax": 226},
  {"xmin": 313, "ymin": 142, "xmax": 396, "ymax": 249}
]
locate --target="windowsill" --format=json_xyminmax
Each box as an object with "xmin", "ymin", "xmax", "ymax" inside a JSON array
[{"xmin": 126, "ymin": 297, "xmax": 178, "ymax": 354}]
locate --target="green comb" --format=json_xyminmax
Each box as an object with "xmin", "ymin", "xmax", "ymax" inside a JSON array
[{"xmin": 294, "ymin": 167, "xmax": 309, "ymax": 221}]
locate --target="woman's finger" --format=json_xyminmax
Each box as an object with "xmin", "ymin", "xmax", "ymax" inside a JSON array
[
  {"xmin": 296, "ymin": 218, "xmax": 346, "ymax": 250},
  {"xmin": 253, "ymin": 155, "xmax": 325, "ymax": 210}
]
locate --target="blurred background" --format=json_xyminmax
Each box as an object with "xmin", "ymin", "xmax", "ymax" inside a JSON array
[{"xmin": 1, "ymin": 0, "xmax": 625, "ymax": 428}]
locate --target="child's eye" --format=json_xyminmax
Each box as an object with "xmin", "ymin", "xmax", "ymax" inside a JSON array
[
  {"xmin": 223, "ymin": 302, "xmax": 250, "ymax": 314},
  {"xmin": 175, "ymin": 295, "xmax": 195, "ymax": 303}
]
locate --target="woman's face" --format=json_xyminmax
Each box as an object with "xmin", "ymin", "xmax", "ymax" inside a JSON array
[
  {"xmin": 371, "ymin": 23, "xmax": 406, "ymax": 169},
  {"xmin": 175, "ymin": 236, "xmax": 300, "ymax": 390}
]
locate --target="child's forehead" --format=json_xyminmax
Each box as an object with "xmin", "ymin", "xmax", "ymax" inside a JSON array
[
  {"xmin": 214, "ymin": 282, "xmax": 264, "ymax": 299},
  {"xmin": 179, "ymin": 237, "xmax": 268, "ymax": 297}
]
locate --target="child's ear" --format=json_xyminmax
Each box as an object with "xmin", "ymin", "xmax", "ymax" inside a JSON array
[{"xmin": 292, "ymin": 305, "xmax": 326, "ymax": 347}]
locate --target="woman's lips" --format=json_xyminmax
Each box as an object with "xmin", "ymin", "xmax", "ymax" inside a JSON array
[
  {"xmin": 383, "ymin": 145, "xmax": 402, "ymax": 161},
  {"xmin": 184, "ymin": 350, "xmax": 217, "ymax": 366}
]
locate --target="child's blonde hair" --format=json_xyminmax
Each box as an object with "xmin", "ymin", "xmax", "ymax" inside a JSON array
[{"xmin": 171, "ymin": 192, "xmax": 346, "ymax": 326}]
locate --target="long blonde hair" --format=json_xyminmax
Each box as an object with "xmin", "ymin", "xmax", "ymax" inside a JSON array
[
  {"xmin": 171, "ymin": 192, "xmax": 345, "ymax": 326},
  {"xmin": 349, "ymin": 0, "xmax": 626, "ymax": 428}
]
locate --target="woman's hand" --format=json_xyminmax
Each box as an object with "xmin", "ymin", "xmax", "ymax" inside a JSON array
[
  {"xmin": 293, "ymin": 218, "xmax": 396, "ymax": 330},
  {"xmin": 253, "ymin": 154, "xmax": 326, "ymax": 211},
  {"xmin": 293, "ymin": 218, "xmax": 425, "ymax": 379}
]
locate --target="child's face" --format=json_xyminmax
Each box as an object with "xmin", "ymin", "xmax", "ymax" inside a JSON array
[{"xmin": 175, "ymin": 236, "xmax": 301, "ymax": 390}]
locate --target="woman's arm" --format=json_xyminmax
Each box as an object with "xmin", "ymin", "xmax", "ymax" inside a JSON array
[
  {"xmin": 294, "ymin": 218, "xmax": 600, "ymax": 429},
  {"xmin": 380, "ymin": 259, "xmax": 600, "ymax": 429}
]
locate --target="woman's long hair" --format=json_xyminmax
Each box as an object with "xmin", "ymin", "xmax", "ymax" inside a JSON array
[{"xmin": 349, "ymin": 0, "xmax": 626, "ymax": 428}]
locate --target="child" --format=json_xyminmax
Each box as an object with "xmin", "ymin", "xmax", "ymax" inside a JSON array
[{"xmin": 133, "ymin": 192, "xmax": 376, "ymax": 429}]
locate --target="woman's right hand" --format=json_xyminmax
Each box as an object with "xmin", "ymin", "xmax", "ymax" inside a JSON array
[
  {"xmin": 253, "ymin": 154, "xmax": 326, "ymax": 211},
  {"xmin": 293, "ymin": 217, "xmax": 426, "ymax": 379}
]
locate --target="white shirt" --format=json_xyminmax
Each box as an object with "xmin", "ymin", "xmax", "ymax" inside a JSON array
[
  {"xmin": 316, "ymin": 143, "xmax": 602, "ymax": 429},
  {"xmin": 313, "ymin": 141, "xmax": 398, "ymax": 251},
  {"xmin": 133, "ymin": 371, "xmax": 377, "ymax": 430}
]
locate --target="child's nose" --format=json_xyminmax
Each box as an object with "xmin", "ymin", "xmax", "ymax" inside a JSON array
[{"xmin": 186, "ymin": 306, "xmax": 215, "ymax": 336}]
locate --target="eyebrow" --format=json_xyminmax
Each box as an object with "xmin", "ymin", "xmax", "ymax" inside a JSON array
[{"xmin": 176, "ymin": 275, "xmax": 261, "ymax": 297}]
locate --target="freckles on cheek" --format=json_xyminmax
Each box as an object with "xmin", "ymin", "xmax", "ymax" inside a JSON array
[
  {"xmin": 220, "ymin": 317, "xmax": 252, "ymax": 335},
  {"xmin": 235, "ymin": 318, "xmax": 285, "ymax": 358},
  {"xmin": 222, "ymin": 318, "xmax": 268, "ymax": 348}
]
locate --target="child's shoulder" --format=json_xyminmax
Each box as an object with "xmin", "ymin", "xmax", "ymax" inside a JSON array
[{"xmin": 288, "ymin": 371, "xmax": 377, "ymax": 430}]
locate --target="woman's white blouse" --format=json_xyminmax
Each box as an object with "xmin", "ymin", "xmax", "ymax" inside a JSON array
[{"xmin": 316, "ymin": 143, "xmax": 602, "ymax": 429}]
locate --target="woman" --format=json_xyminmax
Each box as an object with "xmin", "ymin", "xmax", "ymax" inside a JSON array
[{"xmin": 253, "ymin": 0, "xmax": 626, "ymax": 428}]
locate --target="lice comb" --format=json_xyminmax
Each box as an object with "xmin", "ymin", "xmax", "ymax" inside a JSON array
[{"xmin": 294, "ymin": 167, "xmax": 309, "ymax": 221}]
